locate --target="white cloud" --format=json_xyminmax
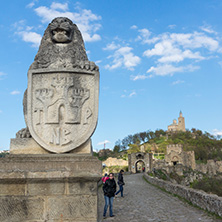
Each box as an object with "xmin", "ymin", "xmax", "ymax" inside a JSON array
[
  {"xmin": 130, "ymin": 74, "xmax": 149, "ymax": 81},
  {"xmin": 0, "ymin": 72, "xmax": 6, "ymax": 76},
  {"xmin": 147, "ymin": 64, "xmax": 199, "ymax": 77},
  {"xmin": 130, "ymin": 25, "xmax": 138, "ymax": 30},
  {"xmin": 212, "ymin": 129, "xmax": 222, "ymax": 136},
  {"xmin": 26, "ymin": 0, "xmax": 38, "ymax": 9},
  {"xmin": 16, "ymin": 31, "xmax": 42, "ymax": 47},
  {"xmin": 137, "ymin": 28, "xmax": 221, "ymax": 77},
  {"xmin": 0, "ymin": 72, "xmax": 7, "ymax": 80},
  {"xmin": 136, "ymin": 28, "xmax": 157, "ymax": 44},
  {"xmin": 200, "ymin": 24, "xmax": 217, "ymax": 35},
  {"xmin": 95, "ymin": 60, "xmax": 102, "ymax": 65},
  {"xmin": 129, "ymin": 91, "xmax": 136, "ymax": 97},
  {"xmin": 10, "ymin": 91, "xmax": 21, "ymax": 95},
  {"xmin": 103, "ymin": 42, "xmax": 120, "ymax": 51},
  {"xmin": 34, "ymin": 3, "xmax": 102, "ymax": 42},
  {"xmin": 121, "ymin": 90, "xmax": 137, "ymax": 98},
  {"xmin": 139, "ymin": 28, "xmax": 151, "ymax": 39},
  {"xmin": 144, "ymin": 38, "xmax": 205, "ymax": 64},
  {"xmin": 105, "ymin": 46, "xmax": 140, "ymax": 71},
  {"xmin": 170, "ymin": 32, "xmax": 219, "ymax": 51},
  {"xmin": 50, "ymin": 2, "xmax": 68, "ymax": 11},
  {"xmin": 168, "ymin": 24, "xmax": 176, "ymax": 29},
  {"xmin": 97, "ymin": 140, "xmax": 111, "ymax": 146},
  {"xmin": 26, "ymin": 2, "xmax": 35, "ymax": 8},
  {"xmin": 172, "ymin": 80, "xmax": 185, "ymax": 85}
]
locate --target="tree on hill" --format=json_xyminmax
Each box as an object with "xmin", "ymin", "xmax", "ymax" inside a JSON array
[{"xmin": 113, "ymin": 128, "xmax": 222, "ymax": 162}]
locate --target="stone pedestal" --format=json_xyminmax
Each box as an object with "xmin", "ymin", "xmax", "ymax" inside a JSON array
[{"xmin": 0, "ymin": 154, "xmax": 102, "ymax": 222}]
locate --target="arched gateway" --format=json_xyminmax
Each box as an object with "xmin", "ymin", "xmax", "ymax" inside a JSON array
[{"xmin": 128, "ymin": 152, "xmax": 153, "ymax": 173}]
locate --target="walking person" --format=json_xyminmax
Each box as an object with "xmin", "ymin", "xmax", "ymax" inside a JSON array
[
  {"xmin": 103, "ymin": 173, "xmax": 116, "ymax": 218},
  {"xmin": 115, "ymin": 169, "xmax": 125, "ymax": 197}
]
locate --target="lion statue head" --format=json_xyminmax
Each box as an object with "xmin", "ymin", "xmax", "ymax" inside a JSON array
[{"xmin": 30, "ymin": 17, "xmax": 98, "ymax": 71}]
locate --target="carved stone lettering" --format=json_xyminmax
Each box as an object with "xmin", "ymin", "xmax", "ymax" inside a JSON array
[
  {"xmin": 50, "ymin": 127, "xmax": 71, "ymax": 145},
  {"xmin": 83, "ymin": 108, "xmax": 92, "ymax": 125}
]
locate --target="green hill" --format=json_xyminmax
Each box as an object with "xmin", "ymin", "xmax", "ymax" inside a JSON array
[{"xmin": 114, "ymin": 129, "xmax": 222, "ymax": 163}]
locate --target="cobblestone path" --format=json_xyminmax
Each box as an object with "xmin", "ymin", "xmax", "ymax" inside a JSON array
[{"xmin": 98, "ymin": 173, "xmax": 221, "ymax": 222}]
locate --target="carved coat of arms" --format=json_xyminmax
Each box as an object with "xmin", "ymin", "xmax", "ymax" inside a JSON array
[{"xmin": 25, "ymin": 17, "xmax": 99, "ymax": 153}]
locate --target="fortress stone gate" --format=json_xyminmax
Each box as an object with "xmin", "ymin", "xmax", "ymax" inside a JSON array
[
  {"xmin": 128, "ymin": 152, "xmax": 153, "ymax": 173},
  {"xmin": 0, "ymin": 17, "xmax": 101, "ymax": 222}
]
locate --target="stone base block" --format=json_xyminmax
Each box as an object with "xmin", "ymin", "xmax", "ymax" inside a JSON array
[
  {"xmin": 10, "ymin": 138, "xmax": 92, "ymax": 154},
  {"xmin": 0, "ymin": 154, "xmax": 102, "ymax": 222}
]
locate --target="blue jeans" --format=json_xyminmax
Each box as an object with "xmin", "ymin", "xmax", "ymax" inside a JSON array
[
  {"xmin": 103, "ymin": 195, "xmax": 114, "ymax": 217},
  {"xmin": 115, "ymin": 184, "xmax": 123, "ymax": 197}
]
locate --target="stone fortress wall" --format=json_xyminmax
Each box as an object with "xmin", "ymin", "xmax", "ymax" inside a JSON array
[
  {"xmin": 196, "ymin": 159, "xmax": 222, "ymax": 175},
  {"xmin": 165, "ymin": 144, "xmax": 196, "ymax": 170}
]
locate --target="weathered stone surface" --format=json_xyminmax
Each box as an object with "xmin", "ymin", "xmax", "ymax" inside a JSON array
[
  {"xmin": 0, "ymin": 155, "xmax": 102, "ymax": 178},
  {"xmin": 0, "ymin": 182, "xmax": 26, "ymax": 196},
  {"xmin": 27, "ymin": 181, "xmax": 65, "ymax": 196},
  {"xmin": 0, "ymin": 155, "xmax": 101, "ymax": 221},
  {"xmin": 69, "ymin": 181, "xmax": 97, "ymax": 195},
  {"xmin": 10, "ymin": 137, "xmax": 92, "ymax": 154},
  {"xmin": 10, "ymin": 138, "xmax": 49, "ymax": 154},
  {"xmin": 0, "ymin": 196, "xmax": 44, "ymax": 221}
]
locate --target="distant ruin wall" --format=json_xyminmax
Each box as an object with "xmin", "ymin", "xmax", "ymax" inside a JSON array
[
  {"xmin": 103, "ymin": 157, "xmax": 128, "ymax": 167},
  {"xmin": 143, "ymin": 173, "xmax": 222, "ymax": 217},
  {"xmin": 196, "ymin": 160, "xmax": 222, "ymax": 175}
]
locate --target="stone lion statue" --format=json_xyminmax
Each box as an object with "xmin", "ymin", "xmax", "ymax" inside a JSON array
[{"xmin": 19, "ymin": 17, "xmax": 98, "ymax": 138}]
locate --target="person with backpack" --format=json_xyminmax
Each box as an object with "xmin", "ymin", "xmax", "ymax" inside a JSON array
[
  {"xmin": 103, "ymin": 173, "xmax": 116, "ymax": 218},
  {"xmin": 115, "ymin": 169, "xmax": 125, "ymax": 197},
  {"xmin": 102, "ymin": 173, "xmax": 108, "ymax": 184}
]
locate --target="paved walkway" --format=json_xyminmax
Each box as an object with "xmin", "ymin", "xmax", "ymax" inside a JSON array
[{"xmin": 98, "ymin": 173, "xmax": 222, "ymax": 222}]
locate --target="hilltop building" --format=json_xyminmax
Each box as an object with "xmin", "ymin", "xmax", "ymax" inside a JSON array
[{"xmin": 167, "ymin": 111, "xmax": 186, "ymax": 132}]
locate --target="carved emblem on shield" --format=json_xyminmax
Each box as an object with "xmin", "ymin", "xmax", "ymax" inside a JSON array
[{"xmin": 27, "ymin": 69, "xmax": 99, "ymax": 153}]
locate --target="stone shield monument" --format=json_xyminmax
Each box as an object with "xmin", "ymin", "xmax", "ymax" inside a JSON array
[{"xmin": 0, "ymin": 17, "xmax": 102, "ymax": 222}]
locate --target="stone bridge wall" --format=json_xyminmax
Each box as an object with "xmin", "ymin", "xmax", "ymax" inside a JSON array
[{"xmin": 143, "ymin": 173, "xmax": 222, "ymax": 217}]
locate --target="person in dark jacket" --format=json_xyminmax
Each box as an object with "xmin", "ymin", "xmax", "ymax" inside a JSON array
[
  {"xmin": 115, "ymin": 169, "xmax": 124, "ymax": 197},
  {"xmin": 103, "ymin": 173, "xmax": 116, "ymax": 218}
]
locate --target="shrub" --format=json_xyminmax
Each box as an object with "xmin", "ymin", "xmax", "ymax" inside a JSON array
[{"xmin": 191, "ymin": 176, "xmax": 222, "ymax": 197}]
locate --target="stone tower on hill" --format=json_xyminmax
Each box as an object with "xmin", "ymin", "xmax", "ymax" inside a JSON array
[{"xmin": 167, "ymin": 111, "xmax": 186, "ymax": 132}]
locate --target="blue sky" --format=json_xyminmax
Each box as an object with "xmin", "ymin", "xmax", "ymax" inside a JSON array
[{"xmin": 0, "ymin": 0, "xmax": 222, "ymax": 151}]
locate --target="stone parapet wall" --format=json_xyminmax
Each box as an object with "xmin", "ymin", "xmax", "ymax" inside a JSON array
[{"xmin": 143, "ymin": 173, "xmax": 222, "ymax": 217}]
